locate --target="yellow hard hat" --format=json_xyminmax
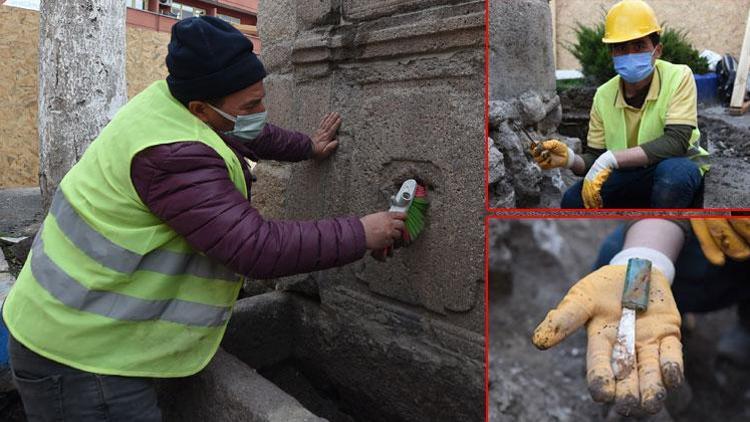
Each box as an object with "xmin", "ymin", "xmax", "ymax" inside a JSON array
[{"xmin": 602, "ymin": 0, "xmax": 662, "ymax": 44}]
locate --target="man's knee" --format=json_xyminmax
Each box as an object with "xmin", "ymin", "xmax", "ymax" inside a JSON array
[
  {"xmin": 654, "ymin": 158, "xmax": 701, "ymax": 186},
  {"xmin": 652, "ymin": 158, "xmax": 702, "ymax": 207}
]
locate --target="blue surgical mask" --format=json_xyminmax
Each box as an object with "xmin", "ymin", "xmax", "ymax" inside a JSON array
[
  {"xmin": 613, "ymin": 50, "xmax": 656, "ymax": 83},
  {"xmin": 208, "ymin": 103, "xmax": 267, "ymax": 141}
]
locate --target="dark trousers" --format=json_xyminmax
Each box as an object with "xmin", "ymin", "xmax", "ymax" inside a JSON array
[
  {"xmin": 561, "ymin": 157, "xmax": 703, "ymax": 209},
  {"xmin": 594, "ymin": 224, "xmax": 750, "ymax": 316},
  {"xmin": 8, "ymin": 335, "xmax": 161, "ymax": 421}
]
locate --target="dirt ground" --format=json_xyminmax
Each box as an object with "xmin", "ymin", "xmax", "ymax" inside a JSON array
[{"xmin": 489, "ymin": 220, "xmax": 750, "ymax": 422}]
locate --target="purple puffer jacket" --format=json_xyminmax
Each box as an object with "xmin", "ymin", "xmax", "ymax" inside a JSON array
[{"xmin": 130, "ymin": 123, "xmax": 367, "ymax": 279}]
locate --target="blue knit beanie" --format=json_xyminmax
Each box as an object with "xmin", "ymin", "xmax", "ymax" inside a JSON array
[{"xmin": 166, "ymin": 16, "xmax": 266, "ymax": 105}]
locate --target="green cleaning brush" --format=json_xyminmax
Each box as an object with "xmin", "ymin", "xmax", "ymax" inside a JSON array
[{"xmin": 385, "ymin": 179, "xmax": 428, "ymax": 255}]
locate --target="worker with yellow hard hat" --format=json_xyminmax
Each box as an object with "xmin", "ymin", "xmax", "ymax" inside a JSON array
[{"xmin": 532, "ymin": 0, "xmax": 710, "ymax": 209}]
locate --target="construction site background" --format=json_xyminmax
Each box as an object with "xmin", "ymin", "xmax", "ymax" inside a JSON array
[
  {"xmin": 0, "ymin": 5, "xmax": 169, "ymax": 188},
  {"xmin": 553, "ymin": 0, "xmax": 750, "ymax": 70}
]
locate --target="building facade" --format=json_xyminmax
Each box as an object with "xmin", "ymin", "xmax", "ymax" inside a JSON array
[
  {"xmin": 126, "ymin": 0, "xmax": 260, "ymax": 50},
  {"xmin": 0, "ymin": 1, "xmax": 259, "ymax": 49}
]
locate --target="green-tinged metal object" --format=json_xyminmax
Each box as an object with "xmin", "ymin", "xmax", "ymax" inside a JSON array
[
  {"xmin": 622, "ymin": 258, "xmax": 651, "ymax": 311},
  {"xmin": 514, "ymin": 122, "xmax": 548, "ymax": 158}
]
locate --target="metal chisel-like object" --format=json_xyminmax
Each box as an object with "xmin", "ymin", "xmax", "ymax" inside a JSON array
[
  {"xmin": 514, "ymin": 123, "xmax": 548, "ymax": 159},
  {"xmin": 611, "ymin": 258, "xmax": 651, "ymax": 380}
]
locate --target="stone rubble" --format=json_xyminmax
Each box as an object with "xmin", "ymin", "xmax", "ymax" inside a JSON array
[{"xmin": 488, "ymin": 94, "xmax": 581, "ymax": 209}]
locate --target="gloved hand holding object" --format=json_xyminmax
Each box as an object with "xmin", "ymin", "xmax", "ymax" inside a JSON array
[
  {"xmin": 582, "ymin": 151, "xmax": 618, "ymax": 209},
  {"xmin": 691, "ymin": 218, "xmax": 750, "ymax": 266},
  {"xmin": 532, "ymin": 246, "xmax": 683, "ymax": 416},
  {"xmin": 529, "ymin": 140, "xmax": 576, "ymax": 170}
]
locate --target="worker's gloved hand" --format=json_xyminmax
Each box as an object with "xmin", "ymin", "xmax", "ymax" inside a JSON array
[
  {"xmin": 582, "ymin": 151, "xmax": 618, "ymax": 209},
  {"xmin": 691, "ymin": 218, "xmax": 750, "ymax": 266},
  {"xmin": 311, "ymin": 112, "xmax": 342, "ymax": 161},
  {"xmin": 360, "ymin": 212, "xmax": 406, "ymax": 252},
  {"xmin": 529, "ymin": 140, "xmax": 576, "ymax": 170},
  {"xmin": 532, "ymin": 255, "xmax": 683, "ymax": 416}
]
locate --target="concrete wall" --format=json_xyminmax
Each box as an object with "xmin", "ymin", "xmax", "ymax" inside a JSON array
[
  {"xmin": 0, "ymin": 5, "xmax": 169, "ymax": 188},
  {"xmin": 555, "ymin": 0, "xmax": 750, "ymax": 70},
  {"xmin": 256, "ymin": 0, "xmax": 485, "ymax": 419}
]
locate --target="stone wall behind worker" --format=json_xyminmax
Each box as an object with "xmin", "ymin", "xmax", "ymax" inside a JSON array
[
  {"xmin": 257, "ymin": 0, "xmax": 485, "ymax": 420},
  {"xmin": 0, "ymin": 5, "xmax": 169, "ymax": 189},
  {"xmin": 262, "ymin": 0, "xmax": 485, "ymax": 332},
  {"xmin": 555, "ymin": 0, "xmax": 750, "ymax": 70}
]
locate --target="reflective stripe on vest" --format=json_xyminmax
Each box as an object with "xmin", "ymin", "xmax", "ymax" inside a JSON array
[
  {"xmin": 30, "ymin": 231, "xmax": 231, "ymax": 327},
  {"xmin": 49, "ymin": 189, "xmax": 238, "ymax": 282}
]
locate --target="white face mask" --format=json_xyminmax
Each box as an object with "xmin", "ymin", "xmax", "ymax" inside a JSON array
[{"xmin": 208, "ymin": 103, "xmax": 267, "ymax": 141}]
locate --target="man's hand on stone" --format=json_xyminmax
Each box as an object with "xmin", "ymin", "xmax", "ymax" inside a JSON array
[
  {"xmin": 360, "ymin": 212, "xmax": 406, "ymax": 261},
  {"xmin": 311, "ymin": 112, "xmax": 342, "ymax": 161},
  {"xmin": 532, "ymin": 265, "xmax": 683, "ymax": 417}
]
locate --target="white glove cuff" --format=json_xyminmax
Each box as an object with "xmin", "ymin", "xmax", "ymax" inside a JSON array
[
  {"xmin": 585, "ymin": 150, "xmax": 618, "ymax": 181},
  {"xmin": 610, "ymin": 247, "xmax": 675, "ymax": 284},
  {"xmin": 601, "ymin": 150, "xmax": 619, "ymax": 169},
  {"xmin": 565, "ymin": 147, "xmax": 576, "ymax": 169}
]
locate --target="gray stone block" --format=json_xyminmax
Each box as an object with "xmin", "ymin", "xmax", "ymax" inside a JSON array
[
  {"xmin": 221, "ymin": 292, "xmax": 295, "ymax": 370},
  {"xmin": 158, "ymin": 349, "xmax": 325, "ymax": 422},
  {"xmin": 292, "ymin": 291, "xmax": 484, "ymax": 422},
  {"xmin": 0, "ymin": 187, "xmax": 42, "ymax": 237},
  {"xmin": 251, "ymin": 162, "xmax": 291, "ymax": 220},
  {"xmin": 259, "ymin": 0, "xmax": 486, "ymax": 323},
  {"xmin": 253, "ymin": 1, "xmax": 485, "ymax": 420},
  {"xmin": 489, "ymin": 0, "xmax": 555, "ymax": 100},
  {"xmin": 258, "ymin": 0, "xmax": 297, "ymax": 41}
]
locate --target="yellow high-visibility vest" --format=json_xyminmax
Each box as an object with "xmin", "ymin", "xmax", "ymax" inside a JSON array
[
  {"xmin": 3, "ymin": 81, "xmax": 246, "ymax": 377},
  {"xmin": 594, "ymin": 59, "xmax": 710, "ymax": 174}
]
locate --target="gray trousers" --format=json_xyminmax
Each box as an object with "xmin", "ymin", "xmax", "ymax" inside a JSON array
[{"xmin": 8, "ymin": 335, "xmax": 162, "ymax": 421}]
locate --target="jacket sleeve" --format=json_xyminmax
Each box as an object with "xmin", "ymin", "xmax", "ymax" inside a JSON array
[
  {"xmin": 130, "ymin": 142, "xmax": 367, "ymax": 279},
  {"xmin": 240, "ymin": 123, "xmax": 313, "ymax": 162}
]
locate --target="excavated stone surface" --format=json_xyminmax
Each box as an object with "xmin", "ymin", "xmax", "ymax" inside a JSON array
[
  {"xmin": 699, "ymin": 106, "xmax": 750, "ymax": 208},
  {"xmin": 221, "ymin": 293, "xmax": 484, "ymax": 422},
  {"xmin": 255, "ymin": 0, "xmax": 485, "ymax": 419}
]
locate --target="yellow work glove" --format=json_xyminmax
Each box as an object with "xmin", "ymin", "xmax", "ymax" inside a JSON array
[
  {"xmin": 532, "ymin": 262, "xmax": 683, "ymax": 416},
  {"xmin": 529, "ymin": 140, "xmax": 576, "ymax": 170},
  {"xmin": 582, "ymin": 151, "xmax": 618, "ymax": 209},
  {"xmin": 691, "ymin": 218, "xmax": 750, "ymax": 266}
]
